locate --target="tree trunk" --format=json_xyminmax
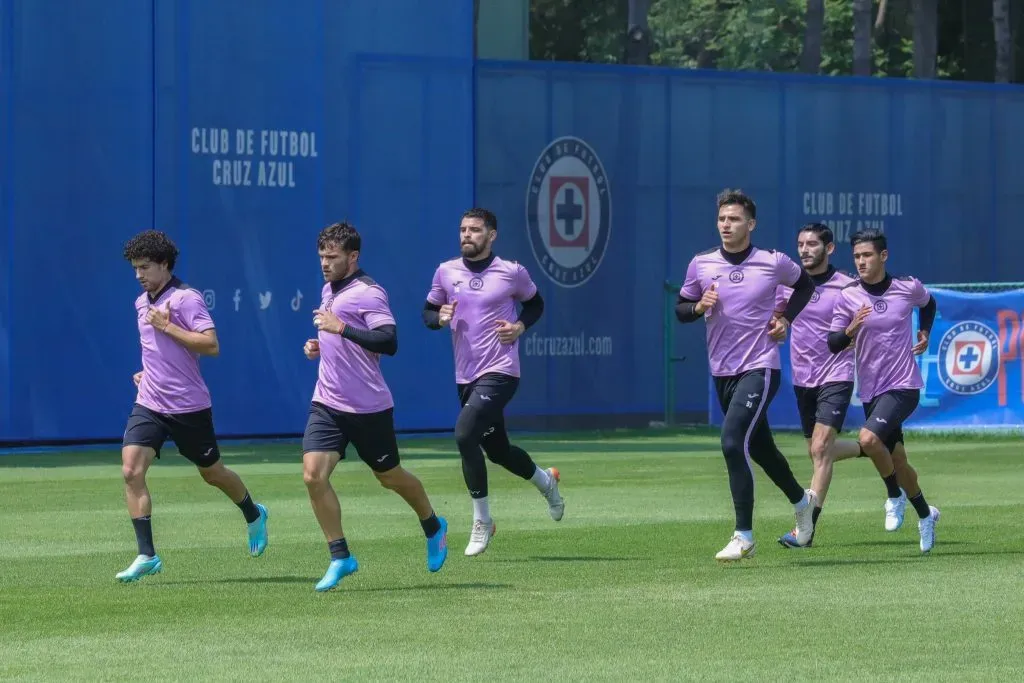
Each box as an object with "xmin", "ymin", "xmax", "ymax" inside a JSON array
[
  {"xmin": 875, "ymin": 0, "xmax": 890, "ymax": 31},
  {"xmin": 912, "ymin": 0, "xmax": 939, "ymax": 78},
  {"xmin": 852, "ymin": 0, "xmax": 873, "ymax": 76},
  {"xmin": 993, "ymin": 0, "xmax": 1013, "ymax": 83},
  {"xmin": 801, "ymin": 0, "xmax": 825, "ymax": 73},
  {"xmin": 625, "ymin": 0, "xmax": 652, "ymax": 65}
]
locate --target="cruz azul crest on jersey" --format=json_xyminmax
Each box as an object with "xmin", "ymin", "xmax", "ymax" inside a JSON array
[
  {"xmin": 526, "ymin": 136, "xmax": 611, "ymax": 288},
  {"xmin": 937, "ymin": 321, "xmax": 1000, "ymax": 395}
]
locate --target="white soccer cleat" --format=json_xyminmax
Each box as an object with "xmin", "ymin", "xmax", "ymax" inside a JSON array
[
  {"xmin": 885, "ymin": 491, "xmax": 908, "ymax": 532},
  {"xmin": 918, "ymin": 506, "xmax": 940, "ymax": 553},
  {"xmin": 542, "ymin": 467, "xmax": 565, "ymax": 521},
  {"xmin": 793, "ymin": 489, "xmax": 818, "ymax": 546},
  {"xmin": 464, "ymin": 519, "xmax": 496, "ymax": 557},
  {"xmin": 715, "ymin": 533, "xmax": 756, "ymax": 561}
]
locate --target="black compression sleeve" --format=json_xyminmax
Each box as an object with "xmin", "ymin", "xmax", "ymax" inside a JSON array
[
  {"xmin": 422, "ymin": 301, "xmax": 442, "ymax": 330},
  {"xmin": 827, "ymin": 330, "xmax": 853, "ymax": 353},
  {"xmin": 782, "ymin": 270, "xmax": 814, "ymax": 322},
  {"xmin": 517, "ymin": 293, "xmax": 544, "ymax": 329},
  {"xmin": 919, "ymin": 295, "xmax": 937, "ymax": 333},
  {"xmin": 340, "ymin": 324, "xmax": 397, "ymax": 356},
  {"xmin": 675, "ymin": 295, "xmax": 702, "ymax": 323}
]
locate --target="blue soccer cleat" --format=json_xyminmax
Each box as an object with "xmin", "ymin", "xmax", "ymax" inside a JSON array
[
  {"xmin": 247, "ymin": 503, "xmax": 269, "ymax": 557},
  {"xmin": 777, "ymin": 527, "xmax": 814, "ymax": 549},
  {"xmin": 116, "ymin": 554, "xmax": 163, "ymax": 583},
  {"xmin": 315, "ymin": 556, "xmax": 359, "ymax": 592},
  {"xmin": 426, "ymin": 516, "xmax": 449, "ymax": 573}
]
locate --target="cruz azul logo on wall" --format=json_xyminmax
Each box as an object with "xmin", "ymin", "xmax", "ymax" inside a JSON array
[
  {"xmin": 526, "ymin": 136, "xmax": 611, "ymax": 288},
  {"xmin": 937, "ymin": 321, "xmax": 1000, "ymax": 395}
]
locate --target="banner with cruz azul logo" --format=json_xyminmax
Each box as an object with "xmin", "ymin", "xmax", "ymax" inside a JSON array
[{"xmin": 710, "ymin": 287, "xmax": 1024, "ymax": 430}]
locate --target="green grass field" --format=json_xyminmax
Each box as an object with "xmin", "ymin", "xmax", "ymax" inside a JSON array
[{"xmin": 1, "ymin": 428, "xmax": 1021, "ymax": 682}]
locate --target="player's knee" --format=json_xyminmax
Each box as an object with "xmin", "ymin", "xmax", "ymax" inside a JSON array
[
  {"xmin": 121, "ymin": 462, "xmax": 145, "ymax": 485},
  {"xmin": 809, "ymin": 438, "xmax": 830, "ymax": 463},
  {"xmin": 198, "ymin": 463, "xmax": 226, "ymax": 486},
  {"xmin": 302, "ymin": 465, "xmax": 328, "ymax": 490},
  {"xmin": 373, "ymin": 466, "xmax": 403, "ymax": 490},
  {"xmin": 453, "ymin": 420, "xmax": 480, "ymax": 452},
  {"xmin": 720, "ymin": 431, "xmax": 745, "ymax": 460},
  {"xmin": 858, "ymin": 430, "xmax": 882, "ymax": 452}
]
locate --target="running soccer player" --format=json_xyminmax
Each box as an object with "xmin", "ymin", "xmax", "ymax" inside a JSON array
[
  {"xmin": 676, "ymin": 189, "xmax": 818, "ymax": 561},
  {"xmin": 422, "ymin": 208, "xmax": 564, "ymax": 557},
  {"xmin": 774, "ymin": 224, "xmax": 870, "ymax": 547},
  {"xmin": 119, "ymin": 230, "xmax": 269, "ymax": 582},
  {"xmin": 302, "ymin": 222, "xmax": 448, "ymax": 591},
  {"xmin": 828, "ymin": 229, "xmax": 940, "ymax": 553}
]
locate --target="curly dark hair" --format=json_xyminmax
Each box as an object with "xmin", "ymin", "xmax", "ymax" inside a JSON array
[
  {"xmin": 318, "ymin": 222, "xmax": 361, "ymax": 252},
  {"xmin": 716, "ymin": 188, "xmax": 757, "ymax": 220},
  {"xmin": 123, "ymin": 230, "xmax": 179, "ymax": 270}
]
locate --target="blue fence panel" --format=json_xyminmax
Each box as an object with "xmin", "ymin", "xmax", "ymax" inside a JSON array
[
  {"xmin": 2, "ymin": 0, "xmax": 473, "ymax": 442},
  {"xmin": 5, "ymin": 0, "xmax": 154, "ymax": 441},
  {"xmin": 153, "ymin": 0, "xmax": 473, "ymax": 436},
  {"xmin": 476, "ymin": 63, "xmax": 668, "ymax": 420}
]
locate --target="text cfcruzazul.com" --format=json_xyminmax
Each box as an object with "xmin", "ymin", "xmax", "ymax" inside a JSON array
[{"xmin": 523, "ymin": 332, "xmax": 613, "ymax": 357}]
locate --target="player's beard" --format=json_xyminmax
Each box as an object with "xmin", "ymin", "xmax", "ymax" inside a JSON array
[
  {"xmin": 805, "ymin": 253, "xmax": 826, "ymax": 271},
  {"xmin": 461, "ymin": 241, "xmax": 485, "ymax": 259}
]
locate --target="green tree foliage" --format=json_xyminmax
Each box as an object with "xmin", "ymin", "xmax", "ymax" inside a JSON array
[{"xmin": 527, "ymin": 0, "xmax": 1022, "ymax": 83}]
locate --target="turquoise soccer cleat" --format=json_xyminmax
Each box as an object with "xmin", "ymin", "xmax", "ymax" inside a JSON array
[
  {"xmin": 116, "ymin": 554, "xmax": 163, "ymax": 583},
  {"xmin": 247, "ymin": 503, "xmax": 269, "ymax": 557},
  {"xmin": 315, "ymin": 556, "xmax": 359, "ymax": 592},
  {"xmin": 426, "ymin": 516, "xmax": 449, "ymax": 573}
]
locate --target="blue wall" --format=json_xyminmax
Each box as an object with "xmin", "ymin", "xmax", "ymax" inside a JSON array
[
  {"xmin": 2, "ymin": 1, "xmax": 1022, "ymax": 441},
  {"xmin": 475, "ymin": 61, "xmax": 1024, "ymax": 422}
]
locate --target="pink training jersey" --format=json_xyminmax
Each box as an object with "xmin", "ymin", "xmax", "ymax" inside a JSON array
[
  {"xmin": 830, "ymin": 275, "xmax": 931, "ymax": 402},
  {"xmin": 427, "ymin": 256, "xmax": 538, "ymax": 384},
  {"xmin": 312, "ymin": 275, "xmax": 396, "ymax": 414},
  {"xmin": 135, "ymin": 278, "xmax": 214, "ymax": 414},
  {"xmin": 775, "ymin": 267, "xmax": 856, "ymax": 388},
  {"xmin": 680, "ymin": 247, "xmax": 804, "ymax": 377}
]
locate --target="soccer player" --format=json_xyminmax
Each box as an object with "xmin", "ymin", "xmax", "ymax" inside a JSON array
[
  {"xmin": 828, "ymin": 229, "xmax": 940, "ymax": 553},
  {"xmin": 422, "ymin": 208, "xmax": 564, "ymax": 557},
  {"xmin": 302, "ymin": 222, "xmax": 448, "ymax": 591},
  {"xmin": 676, "ymin": 189, "xmax": 818, "ymax": 561},
  {"xmin": 773, "ymin": 224, "xmax": 868, "ymax": 547},
  {"xmin": 119, "ymin": 230, "xmax": 269, "ymax": 582}
]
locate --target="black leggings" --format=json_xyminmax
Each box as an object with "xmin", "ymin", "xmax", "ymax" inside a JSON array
[
  {"xmin": 714, "ymin": 369, "xmax": 805, "ymax": 531},
  {"xmin": 454, "ymin": 373, "xmax": 537, "ymax": 498}
]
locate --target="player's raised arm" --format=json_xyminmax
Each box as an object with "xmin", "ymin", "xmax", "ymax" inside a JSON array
[
  {"xmin": 334, "ymin": 286, "xmax": 398, "ymax": 356},
  {"xmin": 149, "ymin": 291, "xmax": 220, "ymax": 356},
  {"xmin": 776, "ymin": 252, "xmax": 814, "ymax": 323},
  {"xmin": 675, "ymin": 258, "xmax": 713, "ymax": 323},
  {"xmin": 423, "ymin": 266, "xmax": 452, "ymax": 329},
  {"xmin": 907, "ymin": 277, "xmax": 936, "ymax": 355}
]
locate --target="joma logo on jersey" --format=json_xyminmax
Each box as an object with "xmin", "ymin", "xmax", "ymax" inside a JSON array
[
  {"xmin": 526, "ymin": 136, "xmax": 611, "ymax": 288},
  {"xmin": 938, "ymin": 321, "xmax": 1000, "ymax": 395}
]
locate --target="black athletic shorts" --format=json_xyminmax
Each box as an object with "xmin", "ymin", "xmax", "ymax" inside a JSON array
[
  {"xmin": 301, "ymin": 402, "xmax": 400, "ymax": 473},
  {"xmin": 863, "ymin": 389, "xmax": 920, "ymax": 453},
  {"xmin": 457, "ymin": 372, "xmax": 520, "ymax": 413},
  {"xmin": 123, "ymin": 403, "xmax": 221, "ymax": 467},
  {"xmin": 794, "ymin": 381, "xmax": 854, "ymax": 439}
]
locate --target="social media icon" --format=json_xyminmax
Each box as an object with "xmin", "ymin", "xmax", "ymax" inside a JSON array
[
  {"xmin": 233, "ymin": 289, "xmax": 241, "ymax": 311},
  {"xmin": 202, "ymin": 289, "xmax": 216, "ymax": 310},
  {"xmin": 258, "ymin": 291, "xmax": 272, "ymax": 310},
  {"xmin": 291, "ymin": 289, "xmax": 303, "ymax": 312}
]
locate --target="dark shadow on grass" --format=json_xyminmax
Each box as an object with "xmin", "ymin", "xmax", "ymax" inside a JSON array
[
  {"xmin": 161, "ymin": 575, "xmax": 317, "ymax": 586},
  {"xmin": 489, "ymin": 555, "xmax": 644, "ymax": 563},
  {"xmin": 837, "ymin": 540, "xmax": 967, "ymax": 548},
  {"xmin": 791, "ymin": 548, "xmax": 1023, "ymax": 567},
  {"xmin": 345, "ymin": 582, "xmax": 512, "ymax": 593}
]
